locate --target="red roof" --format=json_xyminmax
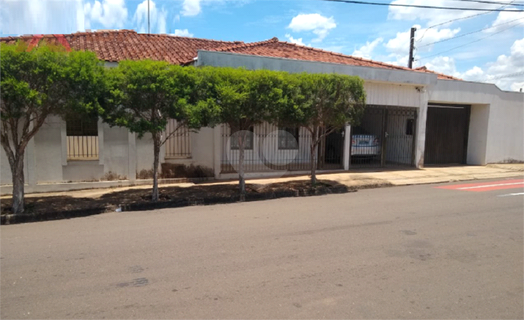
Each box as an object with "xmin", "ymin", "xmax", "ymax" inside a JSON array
[
  {"xmin": 1, "ymin": 30, "xmax": 240, "ymax": 65},
  {"xmin": 415, "ymin": 66, "xmax": 461, "ymax": 81},
  {"xmin": 0, "ymin": 30, "xmax": 458, "ymax": 80}
]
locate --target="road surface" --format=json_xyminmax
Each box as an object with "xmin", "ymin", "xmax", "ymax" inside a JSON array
[{"xmin": 1, "ymin": 178, "xmax": 523, "ymax": 319}]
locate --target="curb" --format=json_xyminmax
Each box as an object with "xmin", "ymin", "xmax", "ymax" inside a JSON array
[{"xmin": 1, "ymin": 185, "xmax": 352, "ymax": 225}]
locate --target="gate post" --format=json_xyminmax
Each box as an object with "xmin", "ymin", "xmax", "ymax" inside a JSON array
[
  {"xmin": 343, "ymin": 124, "xmax": 351, "ymax": 170},
  {"xmin": 381, "ymin": 109, "xmax": 388, "ymax": 167},
  {"xmin": 213, "ymin": 125, "xmax": 222, "ymax": 179}
]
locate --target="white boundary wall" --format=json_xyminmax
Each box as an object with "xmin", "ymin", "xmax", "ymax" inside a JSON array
[
  {"xmin": 2, "ymin": 52, "xmax": 522, "ymax": 194},
  {"xmin": 428, "ymin": 79, "xmax": 524, "ymax": 165}
]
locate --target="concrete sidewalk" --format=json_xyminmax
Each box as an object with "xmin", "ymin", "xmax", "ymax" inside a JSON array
[
  {"xmin": 243, "ymin": 164, "xmax": 524, "ymax": 188},
  {"xmin": 3, "ymin": 164, "xmax": 522, "ymax": 200}
]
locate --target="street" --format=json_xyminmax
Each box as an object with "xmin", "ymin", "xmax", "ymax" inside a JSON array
[{"xmin": 1, "ymin": 178, "xmax": 523, "ymax": 319}]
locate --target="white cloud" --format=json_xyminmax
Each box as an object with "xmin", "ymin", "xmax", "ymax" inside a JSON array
[
  {"xmin": 387, "ymin": 0, "xmax": 512, "ymax": 26},
  {"xmin": 352, "ymin": 38, "xmax": 383, "ymax": 59},
  {"xmin": 84, "ymin": 0, "xmax": 128, "ymax": 29},
  {"xmin": 287, "ymin": 13, "xmax": 336, "ymax": 43},
  {"xmin": 285, "ymin": 34, "xmax": 308, "ymax": 46},
  {"xmin": 0, "ymin": 0, "xmax": 85, "ymax": 34},
  {"xmin": 133, "ymin": 0, "xmax": 167, "ymax": 34},
  {"xmin": 484, "ymin": 37, "xmax": 524, "ymax": 90},
  {"xmin": 424, "ymin": 56, "xmax": 458, "ymax": 76},
  {"xmin": 181, "ymin": 0, "xmax": 201, "ymax": 16},
  {"xmin": 461, "ymin": 66, "xmax": 485, "ymax": 81},
  {"xmin": 386, "ymin": 25, "xmax": 460, "ymax": 55},
  {"xmin": 384, "ymin": 25, "xmax": 460, "ymax": 66},
  {"xmin": 418, "ymin": 38, "xmax": 524, "ymax": 91},
  {"xmin": 487, "ymin": 7, "xmax": 524, "ymax": 33},
  {"xmin": 174, "ymin": 29, "xmax": 194, "ymax": 37}
]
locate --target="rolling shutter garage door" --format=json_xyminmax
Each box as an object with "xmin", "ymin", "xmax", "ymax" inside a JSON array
[{"xmin": 424, "ymin": 104, "xmax": 471, "ymax": 165}]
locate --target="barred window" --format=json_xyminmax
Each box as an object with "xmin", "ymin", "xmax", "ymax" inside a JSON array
[
  {"xmin": 165, "ymin": 119, "xmax": 192, "ymax": 159},
  {"xmin": 66, "ymin": 115, "xmax": 99, "ymax": 160},
  {"xmin": 278, "ymin": 127, "xmax": 299, "ymax": 150},
  {"xmin": 231, "ymin": 127, "xmax": 254, "ymax": 150}
]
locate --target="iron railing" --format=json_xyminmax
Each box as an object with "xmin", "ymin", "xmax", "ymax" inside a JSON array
[
  {"xmin": 67, "ymin": 135, "xmax": 99, "ymax": 160},
  {"xmin": 351, "ymin": 105, "xmax": 417, "ymax": 167},
  {"xmin": 220, "ymin": 123, "xmax": 344, "ymax": 173},
  {"xmin": 165, "ymin": 119, "xmax": 192, "ymax": 159}
]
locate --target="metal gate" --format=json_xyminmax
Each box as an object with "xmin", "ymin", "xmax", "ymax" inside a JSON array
[
  {"xmin": 424, "ymin": 104, "xmax": 470, "ymax": 165},
  {"xmin": 351, "ymin": 105, "xmax": 417, "ymax": 167},
  {"xmin": 318, "ymin": 129, "xmax": 344, "ymax": 170}
]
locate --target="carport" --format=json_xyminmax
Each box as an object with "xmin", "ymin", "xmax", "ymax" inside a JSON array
[{"xmin": 350, "ymin": 105, "xmax": 418, "ymax": 168}]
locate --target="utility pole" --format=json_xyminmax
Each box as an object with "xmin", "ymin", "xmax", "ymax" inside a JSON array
[
  {"xmin": 408, "ymin": 27, "xmax": 416, "ymax": 69},
  {"xmin": 148, "ymin": 0, "xmax": 150, "ymax": 34}
]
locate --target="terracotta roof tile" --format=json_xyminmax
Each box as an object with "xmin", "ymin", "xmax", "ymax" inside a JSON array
[
  {"xmin": 0, "ymin": 30, "xmax": 458, "ymax": 80},
  {"xmin": 211, "ymin": 38, "xmax": 456, "ymax": 80},
  {"xmin": 414, "ymin": 66, "xmax": 462, "ymax": 81},
  {"xmin": 1, "ymin": 30, "xmax": 238, "ymax": 65}
]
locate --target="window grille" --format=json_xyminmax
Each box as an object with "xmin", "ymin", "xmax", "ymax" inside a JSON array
[
  {"xmin": 230, "ymin": 126, "xmax": 254, "ymax": 150},
  {"xmin": 66, "ymin": 115, "xmax": 99, "ymax": 160},
  {"xmin": 278, "ymin": 127, "xmax": 299, "ymax": 150},
  {"xmin": 165, "ymin": 119, "xmax": 192, "ymax": 159}
]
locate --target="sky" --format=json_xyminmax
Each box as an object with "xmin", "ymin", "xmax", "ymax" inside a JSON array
[{"xmin": 1, "ymin": 0, "xmax": 523, "ymax": 91}]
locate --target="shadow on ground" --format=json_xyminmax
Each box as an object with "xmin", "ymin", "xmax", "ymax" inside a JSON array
[{"xmin": 1, "ymin": 180, "xmax": 353, "ymax": 224}]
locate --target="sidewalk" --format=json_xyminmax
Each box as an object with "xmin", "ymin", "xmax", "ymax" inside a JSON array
[{"xmin": 4, "ymin": 164, "xmax": 523, "ymax": 200}]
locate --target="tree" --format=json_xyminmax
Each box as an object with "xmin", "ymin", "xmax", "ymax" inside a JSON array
[
  {"xmin": 203, "ymin": 67, "xmax": 287, "ymax": 198},
  {"xmin": 103, "ymin": 60, "xmax": 204, "ymax": 202},
  {"xmin": 280, "ymin": 73, "xmax": 366, "ymax": 185},
  {"xmin": 0, "ymin": 42, "xmax": 105, "ymax": 214}
]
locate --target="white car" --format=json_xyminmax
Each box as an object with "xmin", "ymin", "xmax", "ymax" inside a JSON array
[{"xmin": 351, "ymin": 128, "xmax": 381, "ymax": 157}]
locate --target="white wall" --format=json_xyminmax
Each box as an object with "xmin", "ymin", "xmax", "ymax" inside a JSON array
[
  {"xmin": 365, "ymin": 82, "xmax": 422, "ymax": 108},
  {"xmin": 429, "ymin": 80, "xmax": 524, "ymax": 164},
  {"xmin": 0, "ymin": 116, "xmax": 219, "ymax": 193},
  {"xmin": 35, "ymin": 116, "xmax": 63, "ymax": 182},
  {"xmin": 196, "ymin": 51, "xmax": 432, "ymax": 168},
  {"xmin": 467, "ymin": 105, "xmax": 490, "ymax": 165}
]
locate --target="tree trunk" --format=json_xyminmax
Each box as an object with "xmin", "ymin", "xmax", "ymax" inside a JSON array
[
  {"xmin": 11, "ymin": 153, "xmax": 25, "ymax": 214},
  {"xmin": 310, "ymin": 127, "xmax": 319, "ymax": 187},
  {"xmin": 238, "ymin": 132, "xmax": 246, "ymax": 201},
  {"xmin": 152, "ymin": 134, "xmax": 161, "ymax": 202},
  {"xmin": 310, "ymin": 144, "xmax": 317, "ymax": 186}
]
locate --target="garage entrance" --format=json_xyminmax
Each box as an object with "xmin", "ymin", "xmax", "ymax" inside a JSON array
[
  {"xmin": 351, "ymin": 105, "xmax": 417, "ymax": 168},
  {"xmin": 424, "ymin": 104, "xmax": 471, "ymax": 165}
]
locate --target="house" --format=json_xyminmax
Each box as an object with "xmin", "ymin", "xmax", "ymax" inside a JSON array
[{"xmin": 1, "ymin": 30, "xmax": 522, "ymax": 194}]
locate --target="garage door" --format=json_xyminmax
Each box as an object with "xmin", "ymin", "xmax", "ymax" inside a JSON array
[{"xmin": 424, "ymin": 104, "xmax": 471, "ymax": 165}]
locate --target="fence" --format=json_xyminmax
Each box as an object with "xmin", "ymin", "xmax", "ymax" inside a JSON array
[
  {"xmin": 165, "ymin": 119, "xmax": 192, "ymax": 159},
  {"xmin": 351, "ymin": 105, "xmax": 417, "ymax": 167},
  {"xmin": 67, "ymin": 136, "xmax": 99, "ymax": 160},
  {"xmin": 66, "ymin": 115, "xmax": 99, "ymax": 160},
  {"xmin": 220, "ymin": 123, "xmax": 344, "ymax": 173}
]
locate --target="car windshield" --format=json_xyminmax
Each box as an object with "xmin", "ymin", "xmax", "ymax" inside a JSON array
[{"xmin": 351, "ymin": 126, "xmax": 371, "ymax": 135}]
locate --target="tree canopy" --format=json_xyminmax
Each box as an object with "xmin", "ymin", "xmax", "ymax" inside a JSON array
[
  {"xmin": 103, "ymin": 60, "xmax": 209, "ymax": 201},
  {"xmin": 278, "ymin": 73, "xmax": 367, "ymax": 184},
  {"xmin": 0, "ymin": 41, "xmax": 105, "ymax": 214}
]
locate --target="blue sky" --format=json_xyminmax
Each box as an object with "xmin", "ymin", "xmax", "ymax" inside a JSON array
[{"xmin": 1, "ymin": 0, "xmax": 523, "ymax": 91}]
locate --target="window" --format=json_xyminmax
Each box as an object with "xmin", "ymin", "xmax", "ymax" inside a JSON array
[
  {"xmin": 66, "ymin": 115, "xmax": 99, "ymax": 160},
  {"xmin": 231, "ymin": 127, "xmax": 254, "ymax": 150},
  {"xmin": 278, "ymin": 127, "xmax": 299, "ymax": 150},
  {"xmin": 406, "ymin": 119, "xmax": 415, "ymax": 136},
  {"xmin": 165, "ymin": 119, "xmax": 192, "ymax": 159}
]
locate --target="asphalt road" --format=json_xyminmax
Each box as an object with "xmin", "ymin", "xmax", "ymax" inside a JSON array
[{"xmin": 1, "ymin": 178, "xmax": 523, "ymax": 319}]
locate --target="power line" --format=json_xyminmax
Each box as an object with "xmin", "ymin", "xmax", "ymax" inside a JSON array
[
  {"xmin": 419, "ymin": 23, "xmax": 523, "ymax": 60},
  {"xmin": 416, "ymin": 0, "xmax": 518, "ymax": 42},
  {"xmin": 484, "ymin": 71, "xmax": 524, "ymax": 81},
  {"xmin": 451, "ymin": 0, "xmax": 524, "ymax": 6},
  {"xmin": 323, "ymin": 0, "xmax": 524, "ymax": 11},
  {"xmin": 418, "ymin": 17, "xmax": 524, "ymax": 48}
]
